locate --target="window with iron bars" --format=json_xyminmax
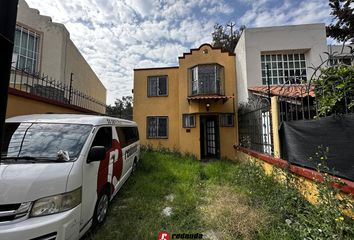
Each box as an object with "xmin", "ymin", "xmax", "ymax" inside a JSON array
[
  {"xmin": 147, "ymin": 76, "xmax": 168, "ymax": 97},
  {"xmin": 13, "ymin": 25, "xmax": 40, "ymax": 75},
  {"xmin": 189, "ymin": 64, "xmax": 224, "ymax": 96},
  {"xmin": 182, "ymin": 114, "xmax": 196, "ymax": 128},
  {"xmin": 220, "ymin": 113, "xmax": 234, "ymax": 127},
  {"xmin": 329, "ymin": 56, "xmax": 353, "ymax": 66},
  {"xmin": 147, "ymin": 116, "xmax": 168, "ymax": 138}
]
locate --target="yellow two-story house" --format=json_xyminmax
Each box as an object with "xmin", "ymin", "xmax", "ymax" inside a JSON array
[{"xmin": 133, "ymin": 44, "xmax": 238, "ymax": 160}]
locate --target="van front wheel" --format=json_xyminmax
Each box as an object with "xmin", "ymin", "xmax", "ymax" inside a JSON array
[
  {"xmin": 132, "ymin": 159, "xmax": 138, "ymax": 174},
  {"xmin": 93, "ymin": 189, "xmax": 110, "ymax": 226}
]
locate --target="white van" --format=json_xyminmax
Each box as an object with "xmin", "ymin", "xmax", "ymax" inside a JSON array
[{"xmin": 0, "ymin": 114, "xmax": 140, "ymax": 240}]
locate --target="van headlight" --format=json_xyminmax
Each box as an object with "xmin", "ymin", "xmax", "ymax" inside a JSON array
[{"xmin": 30, "ymin": 188, "xmax": 81, "ymax": 217}]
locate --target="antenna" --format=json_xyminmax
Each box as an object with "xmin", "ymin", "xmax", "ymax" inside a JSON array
[{"xmin": 227, "ymin": 22, "xmax": 236, "ymax": 36}]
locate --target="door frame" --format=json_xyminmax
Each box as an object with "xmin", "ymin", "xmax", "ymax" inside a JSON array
[{"xmin": 200, "ymin": 115, "xmax": 220, "ymax": 160}]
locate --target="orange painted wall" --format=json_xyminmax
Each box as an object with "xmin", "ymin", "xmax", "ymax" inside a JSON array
[
  {"xmin": 133, "ymin": 44, "xmax": 238, "ymax": 159},
  {"xmin": 133, "ymin": 68, "xmax": 180, "ymax": 150},
  {"xmin": 6, "ymin": 93, "xmax": 87, "ymax": 118}
]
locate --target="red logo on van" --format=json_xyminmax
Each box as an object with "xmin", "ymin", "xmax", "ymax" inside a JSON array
[
  {"xmin": 97, "ymin": 139, "xmax": 123, "ymax": 195},
  {"xmin": 158, "ymin": 232, "xmax": 170, "ymax": 240}
]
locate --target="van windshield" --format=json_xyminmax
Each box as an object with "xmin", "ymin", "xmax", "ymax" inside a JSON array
[{"xmin": 1, "ymin": 122, "xmax": 92, "ymax": 162}]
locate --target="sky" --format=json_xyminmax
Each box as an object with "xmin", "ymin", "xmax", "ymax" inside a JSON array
[{"xmin": 25, "ymin": 0, "xmax": 334, "ymax": 105}]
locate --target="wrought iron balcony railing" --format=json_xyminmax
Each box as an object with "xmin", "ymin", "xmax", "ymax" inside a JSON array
[{"xmin": 9, "ymin": 67, "xmax": 106, "ymax": 113}]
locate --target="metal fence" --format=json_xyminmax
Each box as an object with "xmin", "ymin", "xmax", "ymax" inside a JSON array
[
  {"xmin": 238, "ymin": 46, "xmax": 353, "ymax": 159},
  {"xmin": 238, "ymin": 96, "xmax": 273, "ymax": 155},
  {"xmin": 9, "ymin": 67, "xmax": 106, "ymax": 113},
  {"xmin": 277, "ymin": 58, "xmax": 354, "ymax": 123},
  {"xmin": 277, "ymin": 84, "xmax": 317, "ymax": 123},
  {"xmin": 276, "ymin": 49, "xmax": 354, "ymax": 172}
]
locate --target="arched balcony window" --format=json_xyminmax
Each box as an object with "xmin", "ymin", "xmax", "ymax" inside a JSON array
[{"xmin": 189, "ymin": 64, "xmax": 225, "ymax": 96}]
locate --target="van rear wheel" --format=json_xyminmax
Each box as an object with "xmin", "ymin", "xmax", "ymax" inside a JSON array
[{"xmin": 93, "ymin": 189, "xmax": 110, "ymax": 226}]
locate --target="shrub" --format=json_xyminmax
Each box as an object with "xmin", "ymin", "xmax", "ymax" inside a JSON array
[{"xmin": 314, "ymin": 65, "xmax": 354, "ymax": 116}]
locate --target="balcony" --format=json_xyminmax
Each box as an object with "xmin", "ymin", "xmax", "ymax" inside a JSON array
[
  {"xmin": 187, "ymin": 64, "xmax": 232, "ymax": 103},
  {"xmin": 189, "ymin": 64, "xmax": 225, "ymax": 96},
  {"xmin": 9, "ymin": 67, "xmax": 106, "ymax": 113}
]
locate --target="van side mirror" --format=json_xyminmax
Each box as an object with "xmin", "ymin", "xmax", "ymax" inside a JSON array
[{"xmin": 87, "ymin": 146, "xmax": 106, "ymax": 163}]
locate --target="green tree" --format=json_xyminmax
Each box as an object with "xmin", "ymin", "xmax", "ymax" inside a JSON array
[
  {"xmin": 106, "ymin": 96, "xmax": 133, "ymax": 120},
  {"xmin": 212, "ymin": 22, "xmax": 245, "ymax": 53},
  {"xmin": 327, "ymin": 0, "xmax": 354, "ymax": 43},
  {"xmin": 314, "ymin": 65, "xmax": 354, "ymax": 116}
]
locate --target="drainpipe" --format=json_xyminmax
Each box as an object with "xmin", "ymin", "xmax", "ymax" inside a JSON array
[{"xmin": 0, "ymin": 0, "xmax": 19, "ymax": 154}]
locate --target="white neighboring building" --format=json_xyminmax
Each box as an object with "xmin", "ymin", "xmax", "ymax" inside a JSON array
[
  {"xmin": 13, "ymin": 0, "xmax": 106, "ymax": 112},
  {"xmin": 328, "ymin": 44, "xmax": 354, "ymax": 66},
  {"xmin": 235, "ymin": 23, "xmax": 327, "ymax": 104}
]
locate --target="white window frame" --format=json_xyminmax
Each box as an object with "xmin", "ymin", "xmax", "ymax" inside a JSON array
[
  {"xmin": 182, "ymin": 114, "xmax": 196, "ymax": 128},
  {"xmin": 191, "ymin": 67, "xmax": 198, "ymax": 95},
  {"xmin": 261, "ymin": 53, "xmax": 307, "ymax": 85},
  {"xmin": 147, "ymin": 76, "xmax": 168, "ymax": 97},
  {"xmin": 190, "ymin": 64, "xmax": 224, "ymax": 96},
  {"xmin": 13, "ymin": 24, "xmax": 40, "ymax": 74}
]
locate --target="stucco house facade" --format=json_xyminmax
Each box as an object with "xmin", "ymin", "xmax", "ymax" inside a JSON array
[
  {"xmin": 133, "ymin": 44, "xmax": 238, "ymax": 160},
  {"xmin": 133, "ymin": 23, "xmax": 353, "ymax": 160},
  {"xmin": 235, "ymin": 23, "xmax": 328, "ymax": 104},
  {"xmin": 8, "ymin": 0, "xmax": 106, "ymax": 115}
]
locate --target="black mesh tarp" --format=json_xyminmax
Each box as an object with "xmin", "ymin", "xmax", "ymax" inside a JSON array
[{"xmin": 280, "ymin": 114, "xmax": 354, "ymax": 181}]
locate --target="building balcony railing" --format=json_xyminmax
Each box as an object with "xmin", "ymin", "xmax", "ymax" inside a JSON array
[
  {"xmin": 9, "ymin": 67, "xmax": 106, "ymax": 113},
  {"xmin": 190, "ymin": 79, "xmax": 224, "ymax": 96},
  {"xmin": 188, "ymin": 64, "xmax": 225, "ymax": 97}
]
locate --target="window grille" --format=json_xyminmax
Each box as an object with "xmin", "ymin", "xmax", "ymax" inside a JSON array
[
  {"xmin": 13, "ymin": 25, "xmax": 40, "ymax": 74},
  {"xmin": 147, "ymin": 76, "xmax": 168, "ymax": 96},
  {"xmin": 182, "ymin": 114, "xmax": 196, "ymax": 128},
  {"xmin": 147, "ymin": 117, "xmax": 168, "ymax": 138},
  {"xmin": 220, "ymin": 113, "xmax": 234, "ymax": 127}
]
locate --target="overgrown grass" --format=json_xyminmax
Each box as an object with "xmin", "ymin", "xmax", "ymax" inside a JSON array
[
  {"xmin": 83, "ymin": 151, "xmax": 354, "ymax": 240},
  {"xmin": 84, "ymin": 151, "xmax": 204, "ymax": 239}
]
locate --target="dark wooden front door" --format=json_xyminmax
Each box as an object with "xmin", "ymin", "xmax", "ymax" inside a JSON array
[{"xmin": 200, "ymin": 115, "xmax": 220, "ymax": 159}]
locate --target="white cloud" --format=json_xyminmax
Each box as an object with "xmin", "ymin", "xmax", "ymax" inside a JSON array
[
  {"xmin": 25, "ymin": 0, "xmax": 233, "ymax": 104},
  {"xmin": 25, "ymin": 0, "xmax": 330, "ymax": 104},
  {"xmin": 125, "ymin": 0, "xmax": 157, "ymax": 17},
  {"xmin": 239, "ymin": 0, "xmax": 331, "ymax": 27}
]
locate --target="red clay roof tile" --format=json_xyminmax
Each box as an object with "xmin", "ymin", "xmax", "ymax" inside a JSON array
[{"xmin": 248, "ymin": 84, "xmax": 315, "ymax": 98}]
